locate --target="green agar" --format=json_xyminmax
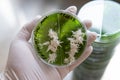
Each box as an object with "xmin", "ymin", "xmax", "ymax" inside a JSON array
[{"xmin": 33, "ymin": 11, "xmax": 87, "ymax": 66}]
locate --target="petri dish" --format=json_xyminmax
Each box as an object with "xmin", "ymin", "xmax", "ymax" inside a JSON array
[{"xmin": 32, "ymin": 10, "xmax": 87, "ymax": 67}]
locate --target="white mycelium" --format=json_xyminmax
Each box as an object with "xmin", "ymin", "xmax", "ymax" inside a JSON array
[
  {"xmin": 72, "ymin": 29, "xmax": 84, "ymax": 44},
  {"xmin": 48, "ymin": 53, "xmax": 57, "ymax": 63},
  {"xmin": 42, "ymin": 29, "xmax": 61, "ymax": 63},
  {"xmin": 48, "ymin": 29, "xmax": 58, "ymax": 39},
  {"xmin": 64, "ymin": 29, "xmax": 84, "ymax": 64},
  {"xmin": 41, "ymin": 29, "xmax": 84, "ymax": 64}
]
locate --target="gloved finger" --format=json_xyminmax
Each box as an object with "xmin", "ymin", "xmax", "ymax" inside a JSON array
[
  {"xmin": 83, "ymin": 20, "xmax": 92, "ymax": 29},
  {"xmin": 87, "ymin": 31, "xmax": 97, "ymax": 46},
  {"xmin": 16, "ymin": 16, "xmax": 41, "ymax": 41},
  {"xmin": 65, "ymin": 6, "xmax": 77, "ymax": 14}
]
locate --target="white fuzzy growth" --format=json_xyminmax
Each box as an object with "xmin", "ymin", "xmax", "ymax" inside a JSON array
[
  {"xmin": 75, "ymin": 37, "xmax": 84, "ymax": 44},
  {"xmin": 48, "ymin": 29, "xmax": 58, "ymax": 39},
  {"xmin": 72, "ymin": 29, "xmax": 84, "ymax": 44},
  {"xmin": 68, "ymin": 38, "xmax": 76, "ymax": 44},
  {"xmin": 47, "ymin": 40, "xmax": 61, "ymax": 53},
  {"xmin": 48, "ymin": 53, "xmax": 57, "ymax": 63},
  {"xmin": 41, "ymin": 29, "xmax": 84, "ymax": 64},
  {"xmin": 64, "ymin": 58, "xmax": 69, "ymax": 64},
  {"xmin": 66, "ymin": 29, "xmax": 84, "ymax": 64},
  {"xmin": 69, "ymin": 56, "xmax": 75, "ymax": 63},
  {"xmin": 72, "ymin": 29, "xmax": 82, "ymax": 37},
  {"xmin": 47, "ymin": 29, "xmax": 61, "ymax": 53},
  {"xmin": 42, "ymin": 29, "xmax": 61, "ymax": 63},
  {"xmin": 42, "ymin": 42, "xmax": 49, "ymax": 45}
]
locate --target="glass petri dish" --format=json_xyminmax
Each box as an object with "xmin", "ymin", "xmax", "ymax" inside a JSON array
[{"xmin": 32, "ymin": 10, "xmax": 87, "ymax": 67}]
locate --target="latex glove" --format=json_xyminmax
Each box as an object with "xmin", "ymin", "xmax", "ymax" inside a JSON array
[{"xmin": 4, "ymin": 6, "xmax": 97, "ymax": 80}]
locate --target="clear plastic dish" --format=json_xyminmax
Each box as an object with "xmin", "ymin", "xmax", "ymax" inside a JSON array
[{"xmin": 32, "ymin": 10, "xmax": 87, "ymax": 67}]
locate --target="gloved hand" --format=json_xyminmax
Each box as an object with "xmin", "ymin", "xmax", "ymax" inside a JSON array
[{"xmin": 4, "ymin": 6, "xmax": 97, "ymax": 80}]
